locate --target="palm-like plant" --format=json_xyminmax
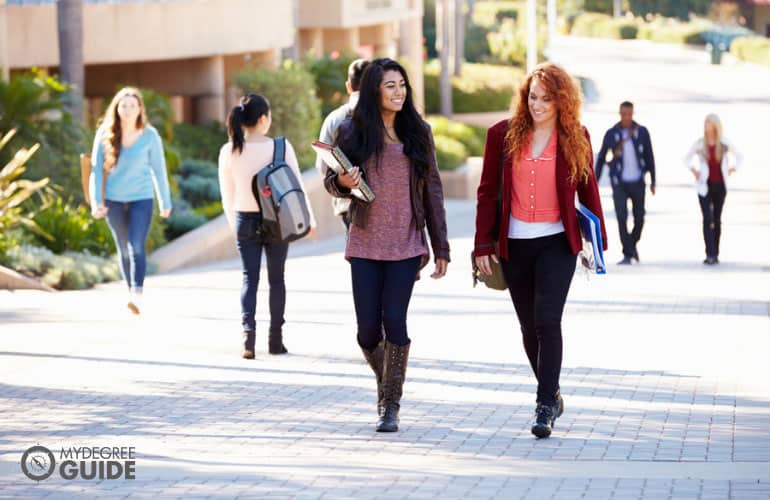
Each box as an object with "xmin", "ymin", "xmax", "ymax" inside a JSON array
[{"xmin": 0, "ymin": 130, "xmax": 51, "ymax": 240}]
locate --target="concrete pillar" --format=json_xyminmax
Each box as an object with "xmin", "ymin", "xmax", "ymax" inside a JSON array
[
  {"xmin": 399, "ymin": 16, "xmax": 424, "ymax": 113},
  {"xmin": 0, "ymin": 0, "xmax": 9, "ymax": 80},
  {"xmin": 547, "ymin": 0, "xmax": 557, "ymax": 42},
  {"xmin": 194, "ymin": 55, "xmax": 226, "ymax": 124},
  {"xmin": 372, "ymin": 23, "xmax": 397, "ymax": 58}
]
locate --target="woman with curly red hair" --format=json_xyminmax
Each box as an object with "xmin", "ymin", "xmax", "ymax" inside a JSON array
[{"xmin": 474, "ymin": 63, "xmax": 607, "ymax": 438}]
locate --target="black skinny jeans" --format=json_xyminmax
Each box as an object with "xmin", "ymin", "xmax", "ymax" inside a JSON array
[
  {"xmin": 235, "ymin": 212, "xmax": 289, "ymax": 333},
  {"xmin": 612, "ymin": 179, "xmax": 646, "ymax": 258},
  {"xmin": 698, "ymin": 181, "xmax": 727, "ymax": 259},
  {"xmin": 500, "ymin": 233, "xmax": 576, "ymax": 406},
  {"xmin": 350, "ymin": 256, "xmax": 421, "ymax": 350}
]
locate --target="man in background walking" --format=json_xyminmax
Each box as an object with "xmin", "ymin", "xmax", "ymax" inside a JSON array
[
  {"xmin": 315, "ymin": 59, "xmax": 370, "ymax": 232},
  {"xmin": 596, "ymin": 101, "xmax": 656, "ymax": 265}
]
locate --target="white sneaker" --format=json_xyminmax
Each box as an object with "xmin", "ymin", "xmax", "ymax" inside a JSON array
[{"xmin": 127, "ymin": 289, "xmax": 142, "ymax": 315}]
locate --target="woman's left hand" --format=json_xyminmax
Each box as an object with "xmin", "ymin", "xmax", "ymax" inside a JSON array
[
  {"xmin": 431, "ymin": 258, "xmax": 448, "ymax": 279},
  {"xmin": 160, "ymin": 208, "xmax": 172, "ymax": 218},
  {"xmin": 728, "ymin": 167, "xmax": 736, "ymax": 176}
]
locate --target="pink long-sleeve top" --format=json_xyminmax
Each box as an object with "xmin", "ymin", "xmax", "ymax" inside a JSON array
[{"xmin": 217, "ymin": 137, "xmax": 316, "ymax": 230}]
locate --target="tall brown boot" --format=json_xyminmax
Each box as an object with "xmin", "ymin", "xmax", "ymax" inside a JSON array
[
  {"xmin": 361, "ymin": 341, "xmax": 385, "ymax": 416},
  {"xmin": 376, "ymin": 341, "xmax": 410, "ymax": 432},
  {"xmin": 242, "ymin": 330, "xmax": 255, "ymax": 359}
]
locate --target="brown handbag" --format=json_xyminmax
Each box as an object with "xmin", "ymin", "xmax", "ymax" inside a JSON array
[
  {"xmin": 471, "ymin": 148, "xmax": 508, "ymax": 291},
  {"xmin": 80, "ymin": 153, "xmax": 107, "ymax": 206},
  {"xmin": 471, "ymin": 248, "xmax": 507, "ymax": 291}
]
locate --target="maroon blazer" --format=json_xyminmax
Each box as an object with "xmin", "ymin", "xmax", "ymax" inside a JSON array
[{"xmin": 474, "ymin": 119, "xmax": 608, "ymax": 260}]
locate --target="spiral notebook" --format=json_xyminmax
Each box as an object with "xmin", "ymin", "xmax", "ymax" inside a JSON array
[{"xmin": 311, "ymin": 141, "xmax": 375, "ymax": 203}]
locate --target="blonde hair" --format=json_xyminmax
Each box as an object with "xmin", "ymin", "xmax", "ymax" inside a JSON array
[
  {"xmin": 703, "ymin": 113, "xmax": 723, "ymax": 161},
  {"xmin": 504, "ymin": 62, "xmax": 591, "ymax": 185},
  {"xmin": 99, "ymin": 87, "xmax": 148, "ymax": 171}
]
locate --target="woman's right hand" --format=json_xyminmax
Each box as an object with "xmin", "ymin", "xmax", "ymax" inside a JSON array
[
  {"xmin": 475, "ymin": 254, "xmax": 499, "ymax": 276},
  {"xmin": 91, "ymin": 204, "xmax": 108, "ymax": 219},
  {"xmin": 336, "ymin": 166, "xmax": 361, "ymax": 190}
]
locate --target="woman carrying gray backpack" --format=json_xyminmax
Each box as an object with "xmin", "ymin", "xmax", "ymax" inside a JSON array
[{"xmin": 218, "ymin": 94, "xmax": 316, "ymax": 358}]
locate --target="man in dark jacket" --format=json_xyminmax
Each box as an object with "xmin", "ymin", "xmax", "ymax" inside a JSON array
[{"xmin": 596, "ymin": 101, "xmax": 656, "ymax": 265}]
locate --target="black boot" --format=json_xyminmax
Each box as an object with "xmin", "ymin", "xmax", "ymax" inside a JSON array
[
  {"xmin": 531, "ymin": 403, "xmax": 556, "ymax": 438},
  {"xmin": 376, "ymin": 341, "xmax": 410, "ymax": 433},
  {"xmin": 268, "ymin": 329, "xmax": 288, "ymax": 355},
  {"xmin": 555, "ymin": 389, "xmax": 564, "ymax": 418},
  {"xmin": 361, "ymin": 342, "xmax": 385, "ymax": 416},
  {"xmin": 242, "ymin": 330, "xmax": 255, "ymax": 359}
]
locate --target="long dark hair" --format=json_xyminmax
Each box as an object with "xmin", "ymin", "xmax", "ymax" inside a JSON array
[
  {"xmin": 227, "ymin": 93, "xmax": 270, "ymax": 154},
  {"xmin": 337, "ymin": 58, "xmax": 431, "ymax": 178}
]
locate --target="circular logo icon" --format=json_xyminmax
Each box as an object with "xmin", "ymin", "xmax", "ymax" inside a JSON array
[{"xmin": 21, "ymin": 445, "xmax": 55, "ymax": 481}]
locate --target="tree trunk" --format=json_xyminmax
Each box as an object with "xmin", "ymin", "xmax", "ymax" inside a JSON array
[
  {"xmin": 613, "ymin": 0, "xmax": 622, "ymax": 18},
  {"xmin": 453, "ymin": 0, "xmax": 465, "ymax": 77},
  {"xmin": 437, "ymin": 0, "xmax": 452, "ymax": 116},
  {"xmin": 526, "ymin": 0, "xmax": 537, "ymax": 73},
  {"xmin": 56, "ymin": 0, "xmax": 84, "ymax": 123}
]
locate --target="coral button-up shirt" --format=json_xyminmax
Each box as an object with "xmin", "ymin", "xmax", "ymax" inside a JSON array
[{"xmin": 510, "ymin": 131, "xmax": 561, "ymax": 223}]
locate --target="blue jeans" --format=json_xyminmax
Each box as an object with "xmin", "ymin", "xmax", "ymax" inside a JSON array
[
  {"xmin": 235, "ymin": 212, "xmax": 289, "ymax": 333},
  {"xmin": 349, "ymin": 256, "xmax": 421, "ymax": 350},
  {"xmin": 105, "ymin": 199, "xmax": 154, "ymax": 290}
]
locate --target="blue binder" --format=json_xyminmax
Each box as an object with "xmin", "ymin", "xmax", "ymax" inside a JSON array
[{"xmin": 576, "ymin": 202, "xmax": 606, "ymax": 274}]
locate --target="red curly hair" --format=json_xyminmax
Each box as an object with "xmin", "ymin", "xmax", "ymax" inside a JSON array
[{"xmin": 504, "ymin": 63, "xmax": 591, "ymax": 184}]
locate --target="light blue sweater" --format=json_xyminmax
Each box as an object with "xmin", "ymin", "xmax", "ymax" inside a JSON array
[{"xmin": 89, "ymin": 125, "xmax": 172, "ymax": 211}]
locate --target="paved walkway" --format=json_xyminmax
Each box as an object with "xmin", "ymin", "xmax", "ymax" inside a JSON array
[{"xmin": 1, "ymin": 37, "xmax": 770, "ymax": 499}]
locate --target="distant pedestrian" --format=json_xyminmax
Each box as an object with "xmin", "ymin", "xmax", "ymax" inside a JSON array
[
  {"xmin": 474, "ymin": 63, "xmax": 607, "ymax": 438},
  {"xmin": 684, "ymin": 113, "xmax": 742, "ymax": 265},
  {"xmin": 596, "ymin": 101, "xmax": 656, "ymax": 265},
  {"xmin": 325, "ymin": 58, "xmax": 450, "ymax": 433},
  {"xmin": 89, "ymin": 87, "xmax": 172, "ymax": 315},
  {"xmin": 316, "ymin": 58, "xmax": 370, "ymax": 232},
  {"xmin": 218, "ymin": 94, "xmax": 316, "ymax": 358}
]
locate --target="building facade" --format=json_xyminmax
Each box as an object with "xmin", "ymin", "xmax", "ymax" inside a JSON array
[{"xmin": 1, "ymin": 0, "xmax": 425, "ymax": 122}]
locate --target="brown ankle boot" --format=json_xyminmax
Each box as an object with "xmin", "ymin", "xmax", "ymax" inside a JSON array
[
  {"xmin": 242, "ymin": 330, "xmax": 255, "ymax": 359},
  {"xmin": 376, "ymin": 341, "xmax": 410, "ymax": 432},
  {"xmin": 361, "ymin": 342, "xmax": 385, "ymax": 416}
]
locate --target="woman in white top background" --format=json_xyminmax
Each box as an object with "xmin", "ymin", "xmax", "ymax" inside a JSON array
[
  {"xmin": 218, "ymin": 94, "xmax": 315, "ymax": 358},
  {"xmin": 684, "ymin": 113, "xmax": 742, "ymax": 265}
]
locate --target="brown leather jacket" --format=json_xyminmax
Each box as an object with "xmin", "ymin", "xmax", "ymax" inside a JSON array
[{"xmin": 323, "ymin": 124, "xmax": 450, "ymax": 267}]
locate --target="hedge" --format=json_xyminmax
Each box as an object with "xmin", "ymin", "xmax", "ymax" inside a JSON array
[
  {"xmin": 424, "ymin": 61, "xmax": 521, "ymax": 114},
  {"xmin": 730, "ymin": 37, "xmax": 770, "ymax": 67}
]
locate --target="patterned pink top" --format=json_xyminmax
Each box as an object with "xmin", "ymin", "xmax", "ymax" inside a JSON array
[{"xmin": 345, "ymin": 144, "xmax": 428, "ymax": 261}]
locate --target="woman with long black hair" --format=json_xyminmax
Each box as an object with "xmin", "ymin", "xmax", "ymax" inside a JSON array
[{"xmin": 323, "ymin": 58, "xmax": 450, "ymax": 432}]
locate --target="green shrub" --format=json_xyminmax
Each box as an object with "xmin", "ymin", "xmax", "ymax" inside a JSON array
[
  {"xmin": 165, "ymin": 198, "xmax": 208, "ymax": 240},
  {"xmin": 180, "ymin": 158, "xmax": 218, "ymax": 178},
  {"xmin": 0, "ymin": 71, "xmax": 87, "ymax": 198},
  {"xmin": 464, "ymin": 23, "xmax": 493, "ymax": 63},
  {"xmin": 619, "ymin": 22, "xmax": 639, "ymax": 39},
  {"xmin": 571, "ymin": 13, "xmax": 617, "ymax": 37},
  {"xmin": 178, "ymin": 175, "xmax": 220, "ymax": 207},
  {"xmin": 730, "ymin": 36, "xmax": 770, "ymax": 67},
  {"xmin": 193, "ymin": 200, "xmax": 223, "ymax": 220},
  {"xmin": 472, "ymin": 1, "xmax": 522, "ymax": 28},
  {"xmin": 635, "ymin": 16, "xmax": 712, "ymax": 45},
  {"xmin": 172, "ymin": 122, "xmax": 226, "ymax": 163},
  {"xmin": 234, "ymin": 61, "xmax": 321, "ymax": 171},
  {"xmin": 0, "ymin": 130, "xmax": 51, "ymax": 260},
  {"xmin": 423, "ymin": 61, "xmax": 520, "ymax": 114},
  {"xmin": 487, "ymin": 18, "xmax": 547, "ymax": 67},
  {"xmin": 427, "ymin": 116, "xmax": 485, "ymax": 156},
  {"xmin": 433, "ymin": 135, "xmax": 469, "ymax": 171},
  {"xmin": 32, "ymin": 197, "xmax": 114, "ymax": 256},
  {"xmin": 4, "ymin": 244, "xmax": 121, "ymax": 290},
  {"xmin": 304, "ymin": 53, "xmax": 357, "ymax": 117}
]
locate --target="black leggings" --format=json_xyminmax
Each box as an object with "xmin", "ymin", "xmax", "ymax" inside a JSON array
[
  {"xmin": 350, "ymin": 256, "xmax": 421, "ymax": 350},
  {"xmin": 500, "ymin": 233, "xmax": 576, "ymax": 406},
  {"xmin": 698, "ymin": 181, "xmax": 727, "ymax": 259}
]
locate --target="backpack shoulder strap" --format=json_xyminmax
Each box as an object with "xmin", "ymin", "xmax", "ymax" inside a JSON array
[{"xmin": 273, "ymin": 136, "xmax": 286, "ymax": 164}]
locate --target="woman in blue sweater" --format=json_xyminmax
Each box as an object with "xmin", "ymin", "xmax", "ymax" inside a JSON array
[{"xmin": 90, "ymin": 87, "xmax": 172, "ymax": 314}]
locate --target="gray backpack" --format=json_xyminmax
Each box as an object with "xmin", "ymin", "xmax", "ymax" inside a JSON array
[{"xmin": 251, "ymin": 137, "xmax": 311, "ymax": 243}]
